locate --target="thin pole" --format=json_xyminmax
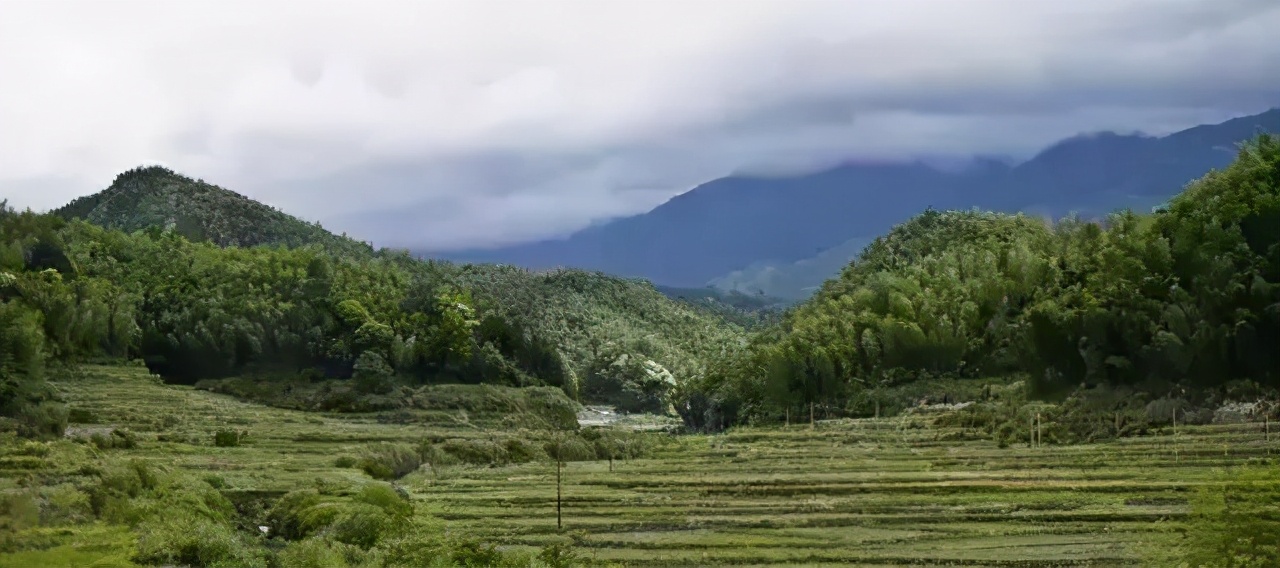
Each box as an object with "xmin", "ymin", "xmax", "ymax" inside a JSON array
[
  {"xmin": 556, "ymin": 458, "xmax": 562, "ymax": 530},
  {"xmin": 1036, "ymin": 413, "xmax": 1041, "ymax": 448}
]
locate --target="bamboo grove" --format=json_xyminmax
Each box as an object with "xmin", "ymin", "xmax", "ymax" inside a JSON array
[
  {"xmin": 684, "ymin": 135, "xmax": 1280, "ymax": 429},
  {"xmin": 0, "ymin": 196, "xmax": 744, "ymax": 438}
]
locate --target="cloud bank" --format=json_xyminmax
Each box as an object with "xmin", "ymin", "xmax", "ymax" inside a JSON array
[{"xmin": 2, "ymin": 0, "xmax": 1279, "ymax": 249}]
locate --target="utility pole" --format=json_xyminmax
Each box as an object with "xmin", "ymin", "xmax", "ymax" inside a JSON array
[{"xmin": 556, "ymin": 457, "xmax": 562, "ymax": 530}]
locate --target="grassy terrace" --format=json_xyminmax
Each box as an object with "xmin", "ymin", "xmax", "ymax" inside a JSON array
[{"xmin": 3, "ymin": 366, "xmax": 1277, "ymax": 567}]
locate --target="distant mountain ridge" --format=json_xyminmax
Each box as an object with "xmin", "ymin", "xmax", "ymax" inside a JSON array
[
  {"xmin": 55, "ymin": 166, "xmax": 375, "ymax": 256},
  {"xmin": 441, "ymin": 108, "xmax": 1280, "ymax": 294}
]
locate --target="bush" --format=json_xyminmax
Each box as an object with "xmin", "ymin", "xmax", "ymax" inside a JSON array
[
  {"xmin": 437, "ymin": 438, "xmax": 509, "ymax": 466},
  {"xmin": 67, "ymin": 407, "xmax": 98, "ymax": 424},
  {"xmin": 39, "ymin": 484, "xmax": 92, "ymax": 526},
  {"xmin": 357, "ymin": 443, "xmax": 421, "ymax": 480},
  {"xmin": 91, "ymin": 428, "xmax": 138, "ymax": 450},
  {"xmin": 372, "ymin": 517, "xmax": 447, "ymax": 566},
  {"xmin": 133, "ymin": 513, "xmax": 267, "ymax": 568},
  {"xmin": 214, "ymin": 428, "xmax": 245, "ymax": 447},
  {"xmin": 266, "ymin": 483, "xmax": 412, "ymax": 550},
  {"xmin": 504, "ymin": 437, "xmax": 547, "ymax": 463},
  {"xmin": 0, "ymin": 491, "xmax": 40, "ymax": 533},
  {"xmin": 353, "ymin": 351, "xmax": 396, "ymax": 395},
  {"xmin": 545, "ymin": 436, "xmax": 597, "ymax": 463},
  {"xmin": 276, "ymin": 538, "xmax": 352, "ymax": 568}
]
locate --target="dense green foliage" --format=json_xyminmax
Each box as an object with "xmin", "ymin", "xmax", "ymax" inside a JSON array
[
  {"xmin": 3, "ymin": 171, "xmax": 746, "ymax": 434},
  {"xmin": 0, "ymin": 207, "xmax": 135, "ymax": 438},
  {"xmin": 56, "ymin": 166, "xmax": 374, "ymax": 256},
  {"xmin": 689, "ymin": 135, "xmax": 1280, "ymax": 429}
]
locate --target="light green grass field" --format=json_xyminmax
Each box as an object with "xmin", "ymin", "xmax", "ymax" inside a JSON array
[{"xmin": 3, "ymin": 366, "xmax": 1277, "ymax": 567}]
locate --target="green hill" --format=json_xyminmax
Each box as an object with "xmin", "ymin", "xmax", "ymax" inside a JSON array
[
  {"xmin": 2, "ymin": 167, "xmax": 746, "ymax": 437},
  {"xmin": 688, "ymin": 135, "xmax": 1280, "ymax": 430},
  {"xmin": 54, "ymin": 165, "xmax": 373, "ymax": 256}
]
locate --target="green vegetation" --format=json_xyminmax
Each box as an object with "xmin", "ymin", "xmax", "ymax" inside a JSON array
[
  {"xmin": 3, "ymin": 366, "xmax": 655, "ymax": 567},
  {"xmin": 691, "ymin": 135, "xmax": 1280, "ymax": 432},
  {"xmin": 55, "ymin": 166, "xmax": 374, "ymax": 256},
  {"xmin": 3, "ymin": 170, "xmax": 745, "ymax": 430},
  {"xmin": 1, "ymin": 367, "xmax": 1277, "ymax": 566},
  {"xmin": 4, "ymin": 138, "xmax": 1280, "ymax": 566}
]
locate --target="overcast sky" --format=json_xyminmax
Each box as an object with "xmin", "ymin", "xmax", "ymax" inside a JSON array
[{"xmin": 3, "ymin": 0, "xmax": 1279, "ymax": 250}]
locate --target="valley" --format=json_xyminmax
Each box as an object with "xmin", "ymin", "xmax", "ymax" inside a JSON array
[
  {"xmin": 5, "ymin": 366, "xmax": 1276, "ymax": 567},
  {"xmin": 2, "ymin": 123, "xmax": 1279, "ymax": 568}
]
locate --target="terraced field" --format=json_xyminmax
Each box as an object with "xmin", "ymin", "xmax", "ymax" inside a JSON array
[
  {"xmin": 5, "ymin": 366, "xmax": 1278, "ymax": 566},
  {"xmin": 423, "ymin": 421, "xmax": 1276, "ymax": 566}
]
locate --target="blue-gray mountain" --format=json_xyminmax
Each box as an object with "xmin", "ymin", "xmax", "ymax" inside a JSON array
[{"xmin": 440, "ymin": 108, "xmax": 1280, "ymax": 297}]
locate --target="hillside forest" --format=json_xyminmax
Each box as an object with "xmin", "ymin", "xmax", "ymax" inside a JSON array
[
  {"xmin": 3, "ymin": 135, "xmax": 1280, "ymax": 442},
  {"xmin": 3, "ymin": 168, "xmax": 753, "ymax": 440}
]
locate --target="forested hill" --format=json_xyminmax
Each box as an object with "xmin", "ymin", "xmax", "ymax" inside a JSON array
[
  {"xmin": 683, "ymin": 135, "xmax": 1280, "ymax": 430},
  {"xmin": 54, "ymin": 165, "xmax": 375, "ymax": 256},
  {"xmin": 1, "ymin": 168, "xmax": 747, "ymax": 438}
]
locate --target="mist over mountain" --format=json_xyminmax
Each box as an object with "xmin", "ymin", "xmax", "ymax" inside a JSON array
[{"xmin": 441, "ymin": 108, "xmax": 1280, "ymax": 294}]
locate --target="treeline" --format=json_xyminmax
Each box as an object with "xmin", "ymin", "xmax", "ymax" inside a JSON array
[
  {"xmin": 683, "ymin": 135, "xmax": 1280, "ymax": 430},
  {"xmin": 1, "ymin": 200, "xmax": 746, "ymax": 437}
]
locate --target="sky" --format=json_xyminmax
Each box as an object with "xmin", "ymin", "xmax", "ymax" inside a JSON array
[{"xmin": 3, "ymin": 0, "xmax": 1280, "ymax": 251}]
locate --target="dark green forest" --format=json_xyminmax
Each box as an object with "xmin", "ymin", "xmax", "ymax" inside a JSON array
[
  {"xmin": 684, "ymin": 135, "xmax": 1280, "ymax": 432},
  {"xmin": 3, "ymin": 136, "xmax": 1280, "ymax": 442},
  {"xmin": 1, "ymin": 168, "xmax": 746, "ymax": 437}
]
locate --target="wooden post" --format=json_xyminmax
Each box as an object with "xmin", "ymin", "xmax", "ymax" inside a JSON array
[
  {"xmin": 556, "ymin": 457, "xmax": 562, "ymax": 530},
  {"xmin": 1172, "ymin": 408, "xmax": 1177, "ymax": 437},
  {"xmin": 785, "ymin": 407, "xmax": 790, "ymax": 427},
  {"xmin": 1030, "ymin": 416, "xmax": 1035, "ymax": 448},
  {"xmin": 810, "ymin": 403, "xmax": 815, "ymax": 429},
  {"xmin": 1036, "ymin": 413, "xmax": 1042, "ymax": 448},
  {"xmin": 875, "ymin": 399, "xmax": 880, "ymax": 420}
]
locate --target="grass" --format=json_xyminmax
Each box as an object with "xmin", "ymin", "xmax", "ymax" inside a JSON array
[{"xmin": 2, "ymin": 365, "xmax": 1278, "ymax": 566}]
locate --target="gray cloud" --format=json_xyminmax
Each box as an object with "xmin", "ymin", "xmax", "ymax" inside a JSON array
[{"xmin": 1, "ymin": 0, "xmax": 1279, "ymax": 250}]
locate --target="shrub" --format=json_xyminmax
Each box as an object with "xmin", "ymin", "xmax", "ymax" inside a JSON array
[
  {"xmin": 214, "ymin": 428, "xmax": 245, "ymax": 447},
  {"xmin": 504, "ymin": 437, "xmax": 547, "ymax": 463},
  {"xmin": 446, "ymin": 537, "xmax": 504, "ymax": 568},
  {"xmin": 91, "ymin": 428, "xmax": 138, "ymax": 450},
  {"xmin": 545, "ymin": 436, "xmax": 597, "ymax": 463},
  {"xmin": 538, "ymin": 541, "xmax": 582, "ymax": 568},
  {"xmin": 39, "ymin": 484, "xmax": 92, "ymax": 526},
  {"xmin": 437, "ymin": 438, "xmax": 509, "ymax": 466},
  {"xmin": 353, "ymin": 351, "xmax": 396, "ymax": 395},
  {"xmin": 357, "ymin": 443, "xmax": 421, "ymax": 480},
  {"xmin": 67, "ymin": 407, "xmax": 98, "ymax": 424},
  {"xmin": 277, "ymin": 537, "xmax": 353, "ymax": 568},
  {"xmin": 266, "ymin": 483, "xmax": 412, "ymax": 550},
  {"xmin": 0, "ymin": 491, "xmax": 40, "ymax": 533},
  {"xmin": 373, "ymin": 517, "xmax": 447, "ymax": 566},
  {"xmin": 133, "ymin": 513, "xmax": 267, "ymax": 568}
]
